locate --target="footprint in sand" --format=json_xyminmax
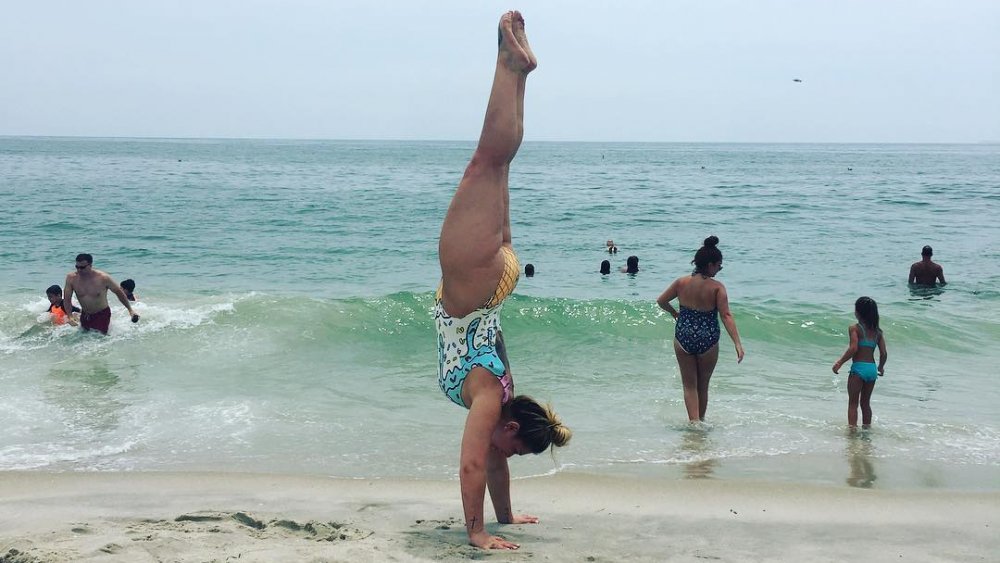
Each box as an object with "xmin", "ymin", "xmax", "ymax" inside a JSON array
[
  {"xmin": 98, "ymin": 543, "xmax": 122, "ymax": 554},
  {"xmin": 169, "ymin": 511, "xmax": 373, "ymax": 542}
]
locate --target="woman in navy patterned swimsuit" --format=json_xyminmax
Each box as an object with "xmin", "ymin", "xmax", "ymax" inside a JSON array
[{"xmin": 657, "ymin": 236, "xmax": 745, "ymax": 422}]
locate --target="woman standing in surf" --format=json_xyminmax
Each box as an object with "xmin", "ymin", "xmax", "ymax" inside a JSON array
[
  {"xmin": 657, "ymin": 236, "xmax": 745, "ymax": 422},
  {"xmin": 435, "ymin": 11, "xmax": 571, "ymax": 550}
]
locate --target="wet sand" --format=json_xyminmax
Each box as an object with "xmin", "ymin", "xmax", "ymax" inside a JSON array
[{"xmin": 0, "ymin": 471, "xmax": 996, "ymax": 562}]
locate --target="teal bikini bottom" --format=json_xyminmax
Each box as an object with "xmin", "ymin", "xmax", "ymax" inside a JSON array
[{"xmin": 849, "ymin": 361, "xmax": 878, "ymax": 383}]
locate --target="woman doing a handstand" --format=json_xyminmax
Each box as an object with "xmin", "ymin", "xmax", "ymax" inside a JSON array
[{"xmin": 435, "ymin": 11, "xmax": 571, "ymax": 550}]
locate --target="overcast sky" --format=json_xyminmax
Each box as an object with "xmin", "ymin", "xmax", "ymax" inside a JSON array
[{"xmin": 1, "ymin": 1, "xmax": 997, "ymax": 142}]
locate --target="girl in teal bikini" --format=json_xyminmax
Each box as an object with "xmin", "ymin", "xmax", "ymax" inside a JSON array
[
  {"xmin": 436, "ymin": 11, "xmax": 571, "ymax": 551},
  {"xmin": 832, "ymin": 297, "xmax": 889, "ymax": 428}
]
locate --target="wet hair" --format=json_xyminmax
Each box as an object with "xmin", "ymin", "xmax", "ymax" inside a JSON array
[
  {"xmin": 504, "ymin": 395, "xmax": 572, "ymax": 454},
  {"xmin": 46, "ymin": 284, "xmax": 62, "ymax": 296},
  {"xmin": 855, "ymin": 296, "xmax": 880, "ymax": 334},
  {"xmin": 120, "ymin": 279, "xmax": 136, "ymax": 292},
  {"xmin": 600, "ymin": 260, "xmax": 611, "ymax": 275},
  {"xmin": 524, "ymin": 264, "xmax": 535, "ymax": 277},
  {"xmin": 692, "ymin": 236, "xmax": 722, "ymax": 274},
  {"xmin": 625, "ymin": 255, "xmax": 639, "ymax": 274},
  {"xmin": 75, "ymin": 253, "xmax": 93, "ymax": 264},
  {"xmin": 922, "ymin": 245, "xmax": 933, "ymax": 257}
]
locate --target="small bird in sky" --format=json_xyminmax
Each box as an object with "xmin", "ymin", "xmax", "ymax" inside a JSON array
[{"xmin": 793, "ymin": 78, "xmax": 803, "ymax": 83}]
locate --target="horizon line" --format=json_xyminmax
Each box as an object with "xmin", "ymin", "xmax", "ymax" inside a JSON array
[{"xmin": 0, "ymin": 134, "xmax": 997, "ymax": 146}]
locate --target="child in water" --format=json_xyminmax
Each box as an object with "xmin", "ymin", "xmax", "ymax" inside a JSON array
[
  {"xmin": 45, "ymin": 284, "xmax": 80, "ymax": 326},
  {"xmin": 832, "ymin": 297, "xmax": 888, "ymax": 428},
  {"xmin": 120, "ymin": 279, "xmax": 138, "ymax": 302}
]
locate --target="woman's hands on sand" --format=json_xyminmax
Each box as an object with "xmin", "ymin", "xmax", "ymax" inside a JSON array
[
  {"xmin": 468, "ymin": 514, "xmax": 537, "ymax": 549},
  {"xmin": 469, "ymin": 530, "xmax": 520, "ymax": 550},
  {"xmin": 506, "ymin": 513, "xmax": 539, "ymax": 524}
]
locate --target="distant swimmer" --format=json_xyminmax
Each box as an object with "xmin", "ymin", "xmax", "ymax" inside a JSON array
[
  {"xmin": 600, "ymin": 260, "xmax": 611, "ymax": 275},
  {"xmin": 606, "ymin": 239, "xmax": 618, "ymax": 254},
  {"xmin": 45, "ymin": 284, "xmax": 80, "ymax": 326},
  {"xmin": 909, "ymin": 245, "xmax": 946, "ymax": 286},
  {"xmin": 434, "ymin": 12, "xmax": 570, "ymax": 551},
  {"xmin": 523, "ymin": 263, "xmax": 535, "ymax": 277},
  {"xmin": 63, "ymin": 253, "xmax": 140, "ymax": 335},
  {"xmin": 621, "ymin": 255, "xmax": 639, "ymax": 274},
  {"xmin": 793, "ymin": 78, "xmax": 803, "ymax": 83}
]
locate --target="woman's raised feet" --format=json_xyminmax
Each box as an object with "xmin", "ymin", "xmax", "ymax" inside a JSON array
[{"xmin": 499, "ymin": 11, "xmax": 536, "ymax": 73}]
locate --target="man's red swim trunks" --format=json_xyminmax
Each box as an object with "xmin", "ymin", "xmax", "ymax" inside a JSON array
[{"xmin": 80, "ymin": 307, "xmax": 112, "ymax": 334}]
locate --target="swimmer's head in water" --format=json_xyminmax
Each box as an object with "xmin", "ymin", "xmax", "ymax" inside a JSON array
[
  {"xmin": 524, "ymin": 263, "xmax": 534, "ymax": 277},
  {"xmin": 502, "ymin": 395, "xmax": 571, "ymax": 455},
  {"xmin": 692, "ymin": 236, "xmax": 722, "ymax": 275},
  {"xmin": 120, "ymin": 279, "xmax": 136, "ymax": 292},
  {"xmin": 600, "ymin": 260, "xmax": 611, "ymax": 274},
  {"xmin": 922, "ymin": 245, "xmax": 933, "ymax": 257},
  {"xmin": 625, "ymin": 255, "xmax": 639, "ymax": 274}
]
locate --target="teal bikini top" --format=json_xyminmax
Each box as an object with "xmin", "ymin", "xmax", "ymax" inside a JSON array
[{"xmin": 857, "ymin": 324, "xmax": 879, "ymax": 348}]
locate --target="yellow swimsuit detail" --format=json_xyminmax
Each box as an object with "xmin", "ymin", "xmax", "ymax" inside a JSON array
[
  {"xmin": 434, "ymin": 245, "xmax": 520, "ymax": 308},
  {"xmin": 485, "ymin": 245, "xmax": 520, "ymax": 308}
]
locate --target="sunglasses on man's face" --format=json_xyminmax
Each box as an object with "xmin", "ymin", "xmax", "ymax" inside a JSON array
[{"xmin": 75, "ymin": 264, "xmax": 89, "ymax": 270}]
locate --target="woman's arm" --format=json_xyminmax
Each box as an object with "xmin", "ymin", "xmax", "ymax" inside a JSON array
[
  {"xmin": 486, "ymin": 448, "xmax": 538, "ymax": 525},
  {"xmin": 656, "ymin": 279, "xmax": 680, "ymax": 319},
  {"xmin": 833, "ymin": 326, "xmax": 859, "ymax": 373},
  {"xmin": 716, "ymin": 284, "xmax": 744, "ymax": 363},
  {"xmin": 460, "ymin": 384, "xmax": 518, "ymax": 549}
]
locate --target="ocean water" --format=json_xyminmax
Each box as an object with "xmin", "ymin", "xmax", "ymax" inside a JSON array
[{"xmin": 1, "ymin": 137, "xmax": 998, "ymax": 491}]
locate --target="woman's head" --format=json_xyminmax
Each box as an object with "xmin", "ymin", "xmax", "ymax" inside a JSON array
[
  {"xmin": 854, "ymin": 296, "xmax": 880, "ymax": 332},
  {"xmin": 495, "ymin": 395, "xmax": 571, "ymax": 456},
  {"xmin": 120, "ymin": 279, "xmax": 136, "ymax": 292},
  {"xmin": 600, "ymin": 260, "xmax": 611, "ymax": 275},
  {"xmin": 692, "ymin": 236, "xmax": 722, "ymax": 275}
]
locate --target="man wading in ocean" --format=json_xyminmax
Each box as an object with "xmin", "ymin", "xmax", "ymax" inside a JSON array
[
  {"xmin": 63, "ymin": 253, "xmax": 139, "ymax": 335},
  {"xmin": 909, "ymin": 245, "xmax": 946, "ymax": 286}
]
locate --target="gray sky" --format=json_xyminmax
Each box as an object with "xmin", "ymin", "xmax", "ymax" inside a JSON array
[{"xmin": 2, "ymin": 1, "xmax": 997, "ymax": 142}]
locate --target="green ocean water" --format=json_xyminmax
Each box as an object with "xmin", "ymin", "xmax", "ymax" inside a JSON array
[{"xmin": 1, "ymin": 138, "xmax": 998, "ymax": 490}]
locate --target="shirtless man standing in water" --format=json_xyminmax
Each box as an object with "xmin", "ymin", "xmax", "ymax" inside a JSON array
[
  {"xmin": 64, "ymin": 253, "xmax": 139, "ymax": 334},
  {"xmin": 909, "ymin": 245, "xmax": 946, "ymax": 286}
]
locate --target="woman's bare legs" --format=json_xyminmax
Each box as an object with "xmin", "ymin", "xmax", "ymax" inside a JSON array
[
  {"xmin": 675, "ymin": 341, "xmax": 720, "ymax": 421},
  {"xmin": 674, "ymin": 340, "xmax": 702, "ymax": 422},
  {"xmin": 694, "ymin": 345, "xmax": 720, "ymax": 419},
  {"xmin": 440, "ymin": 12, "xmax": 535, "ymax": 318}
]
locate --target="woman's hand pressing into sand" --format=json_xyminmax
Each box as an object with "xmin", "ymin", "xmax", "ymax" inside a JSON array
[
  {"xmin": 469, "ymin": 530, "xmax": 520, "ymax": 550},
  {"xmin": 502, "ymin": 513, "xmax": 539, "ymax": 524}
]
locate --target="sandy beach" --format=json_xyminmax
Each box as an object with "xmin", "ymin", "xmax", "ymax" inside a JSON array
[{"xmin": 0, "ymin": 472, "xmax": 995, "ymax": 562}]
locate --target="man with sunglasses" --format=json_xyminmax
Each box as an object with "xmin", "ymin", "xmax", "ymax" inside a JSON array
[{"xmin": 63, "ymin": 253, "xmax": 139, "ymax": 334}]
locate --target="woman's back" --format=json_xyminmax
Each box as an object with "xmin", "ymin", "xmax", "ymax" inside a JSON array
[{"xmin": 677, "ymin": 274, "xmax": 720, "ymax": 311}]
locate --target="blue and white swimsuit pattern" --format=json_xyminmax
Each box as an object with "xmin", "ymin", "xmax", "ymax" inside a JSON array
[
  {"xmin": 674, "ymin": 305, "xmax": 721, "ymax": 355},
  {"xmin": 435, "ymin": 299, "xmax": 513, "ymax": 408}
]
